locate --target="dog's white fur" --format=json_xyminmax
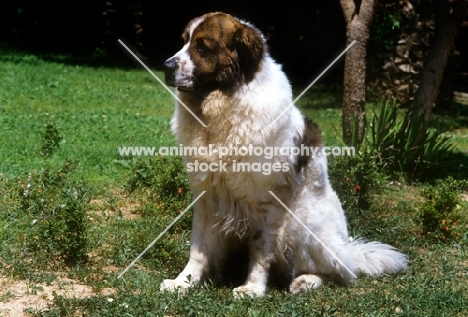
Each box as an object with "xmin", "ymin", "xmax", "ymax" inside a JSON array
[{"xmin": 160, "ymin": 12, "xmax": 408, "ymax": 297}]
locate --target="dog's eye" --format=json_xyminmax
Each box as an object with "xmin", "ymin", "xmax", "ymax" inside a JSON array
[{"xmin": 195, "ymin": 41, "xmax": 210, "ymax": 57}]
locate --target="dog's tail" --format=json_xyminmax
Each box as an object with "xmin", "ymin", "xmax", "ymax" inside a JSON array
[{"xmin": 347, "ymin": 239, "xmax": 409, "ymax": 276}]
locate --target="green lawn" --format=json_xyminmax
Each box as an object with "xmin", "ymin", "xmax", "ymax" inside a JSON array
[
  {"xmin": 0, "ymin": 52, "xmax": 175, "ymax": 187},
  {"xmin": 1, "ymin": 47, "xmax": 468, "ymax": 316}
]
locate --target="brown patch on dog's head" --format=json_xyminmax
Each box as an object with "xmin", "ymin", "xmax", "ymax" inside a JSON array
[{"xmin": 185, "ymin": 12, "xmax": 265, "ymax": 90}]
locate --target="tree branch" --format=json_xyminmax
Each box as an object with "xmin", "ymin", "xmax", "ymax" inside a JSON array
[
  {"xmin": 340, "ymin": 0, "xmax": 356, "ymax": 25},
  {"xmin": 412, "ymin": 0, "xmax": 468, "ymax": 132},
  {"xmin": 359, "ymin": 0, "xmax": 376, "ymax": 27}
]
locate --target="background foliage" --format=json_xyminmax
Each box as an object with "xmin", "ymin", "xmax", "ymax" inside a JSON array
[{"xmin": 1, "ymin": 0, "xmax": 467, "ymax": 95}]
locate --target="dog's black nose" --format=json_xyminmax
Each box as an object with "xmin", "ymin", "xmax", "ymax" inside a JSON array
[
  {"xmin": 163, "ymin": 56, "xmax": 178, "ymax": 86},
  {"xmin": 163, "ymin": 56, "xmax": 177, "ymax": 71}
]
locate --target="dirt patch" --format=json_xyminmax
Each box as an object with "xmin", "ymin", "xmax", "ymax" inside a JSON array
[
  {"xmin": 0, "ymin": 276, "xmax": 114, "ymax": 317},
  {"xmin": 461, "ymin": 192, "xmax": 468, "ymax": 202},
  {"xmin": 88, "ymin": 189, "xmax": 141, "ymax": 220}
]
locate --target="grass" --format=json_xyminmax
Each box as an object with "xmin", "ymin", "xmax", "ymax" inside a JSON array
[
  {"xmin": 1, "ymin": 45, "xmax": 468, "ymax": 316},
  {"xmin": 0, "ymin": 50, "xmax": 175, "ymax": 187}
]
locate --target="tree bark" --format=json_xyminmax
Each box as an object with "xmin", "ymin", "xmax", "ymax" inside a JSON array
[
  {"xmin": 412, "ymin": 0, "xmax": 468, "ymax": 129},
  {"xmin": 340, "ymin": 0, "xmax": 375, "ymax": 147}
]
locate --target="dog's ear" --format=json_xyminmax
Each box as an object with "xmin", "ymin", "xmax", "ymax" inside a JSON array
[{"xmin": 234, "ymin": 24, "xmax": 265, "ymax": 83}]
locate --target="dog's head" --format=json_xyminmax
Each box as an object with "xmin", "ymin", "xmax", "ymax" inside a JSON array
[{"xmin": 163, "ymin": 12, "xmax": 265, "ymax": 92}]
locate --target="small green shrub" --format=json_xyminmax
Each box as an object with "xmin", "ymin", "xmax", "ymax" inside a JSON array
[
  {"xmin": 124, "ymin": 156, "xmax": 192, "ymax": 217},
  {"xmin": 107, "ymin": 156, "xmax": 193, "ymax": 269},
  {"xmin": 329, "ymin": 153, "xmax": 385, "ymax": 213},
  {"xmin": 19, "ymin": 160, "xmax": 90, "ymax": 266},
  {"xmin": 418, "ymin": 177, "xmax": 466, "ymax": 242},
  {"xmin": 40, "ymin": 123, "xmax": 62, "ymax": 159}
]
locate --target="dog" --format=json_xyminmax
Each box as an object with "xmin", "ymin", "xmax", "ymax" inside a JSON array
[{"xmin": 160, "ymin": 12, "xmax": 408, "ymax": 297}]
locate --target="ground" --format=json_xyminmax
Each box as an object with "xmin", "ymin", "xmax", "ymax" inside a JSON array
[{"xmin": 0, "ymin": 277, "xmax": 114, "ymax": 317}]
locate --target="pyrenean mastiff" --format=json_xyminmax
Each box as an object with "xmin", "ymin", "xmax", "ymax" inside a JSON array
[{"xmin": 160, "ymin": 12, "xmax": 408, "ymax": 297}]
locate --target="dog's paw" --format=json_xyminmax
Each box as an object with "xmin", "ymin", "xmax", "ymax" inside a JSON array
[
  {"xmin": 289, "ymin": 274, "xmax": 326, "ymax": 295},
  {"xmin": 160, "ymin": 279, "xmax": 190, "ymax": 293},
  {"xmin": 233, "ymin": 284, "xmax": 266, "ymax": 298}
]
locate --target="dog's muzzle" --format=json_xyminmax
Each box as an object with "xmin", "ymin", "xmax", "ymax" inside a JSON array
[{"xmin": 163, "ymin": 56, "xmax": 178, "ymax": 87}]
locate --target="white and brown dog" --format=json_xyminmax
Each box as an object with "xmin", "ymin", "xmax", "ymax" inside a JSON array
[{"xmin": 160, "ymin": 12, "xmax": 408, "ymax": 297}]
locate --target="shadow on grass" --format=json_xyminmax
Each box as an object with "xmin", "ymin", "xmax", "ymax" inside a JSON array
[
  {"xmin": 0, "ymin": 41, "xmax": 166, "ymax": 71},
  {"xmin": 292, "ymin": 85, "xmax": 343, "ymax": 109},
  {"xmin": 430, "ymin": 104, "xmax": 468, "ymax": 130},
  {"xmin": 432, "ymin": 150, "xmax": 468, "ymax": 181}
]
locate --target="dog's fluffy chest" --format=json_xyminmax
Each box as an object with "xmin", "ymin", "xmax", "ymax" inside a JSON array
[{"xmin": 170, "ymin": 90, "xmax": 295, "ymax": 234}]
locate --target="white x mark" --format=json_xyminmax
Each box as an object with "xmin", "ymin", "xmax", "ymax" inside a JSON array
[
  {"xmin": 118, "ymin": 191, "xmax": 206, "ymax": 279},
  {"xmin": 118, "ymin": 40, "xmax": 207, "ymax": 127},
  {"xmin": 268, "ymin": 40, "xmax": 356, "ymax": 128},
  {"xmin": 269, "ymin": 191, "xmax": 357, "ymax": 278}
]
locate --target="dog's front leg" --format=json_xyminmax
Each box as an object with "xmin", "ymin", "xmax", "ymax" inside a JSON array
[
  {"xmin": 160, "ymin": 201, "xmax": 216, "ymax": 292},
  {"xmin": 233, "ymin": 225, "xmax": 278, "ymax": 298}
]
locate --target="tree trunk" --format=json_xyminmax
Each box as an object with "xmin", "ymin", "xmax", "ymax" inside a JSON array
[
  {"xmin": 412, "ymin": 0, "xmax": 468, "ymax": 129},
  {"xmin": 340, "ymin": 0, "xmax": 375, "ymax": 147}
]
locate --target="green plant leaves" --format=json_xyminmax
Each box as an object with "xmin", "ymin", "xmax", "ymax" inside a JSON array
[
  {"xmin": 22, "ymin": 161, "xmax": 90, "ymax": 266},
  {"xmin": 418, "ymin": 177, "xmax": 466, "ymax": 242},
  {"xmin": 356, "ymin": 99, "xmax": 454, "ymax": 179},
  {"xmin": 40, "ymin": 123, "xmax": 62, "ymax": 159}
]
